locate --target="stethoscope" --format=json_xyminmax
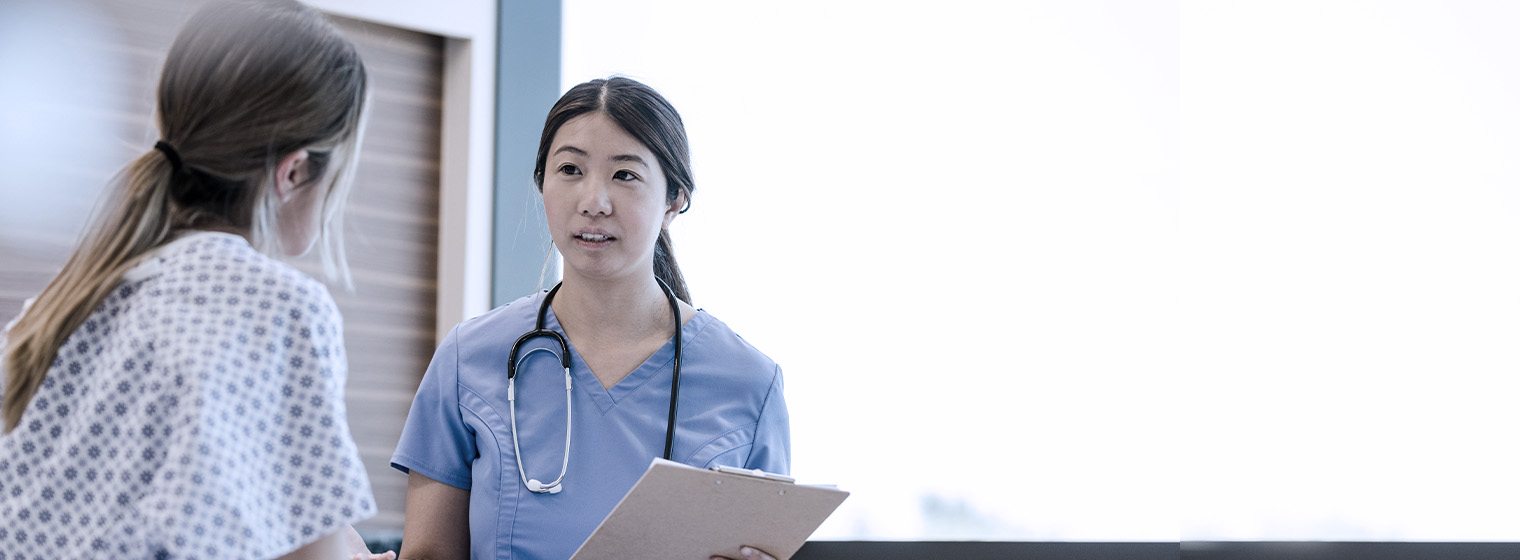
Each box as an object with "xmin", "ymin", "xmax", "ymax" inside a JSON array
[{"xmin": 506, "ymin": 279, "xmax": 683, "ymax": 495}]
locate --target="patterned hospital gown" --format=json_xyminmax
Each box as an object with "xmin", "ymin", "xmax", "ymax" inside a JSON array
[{"xmin": 0, "ymin": 231, "xmax": 375, "ymax": 559}]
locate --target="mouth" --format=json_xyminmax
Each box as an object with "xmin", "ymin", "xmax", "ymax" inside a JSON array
[{"xmin": 573, "ymin": 231, "xmax": 616, "ymax": 244}]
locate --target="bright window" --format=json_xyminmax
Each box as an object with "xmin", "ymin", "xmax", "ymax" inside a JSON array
[
  {"xmin": 1180, "ymin": 0, "xmax": 1520, "ymax": 540},
  {"xmin": 562, "ymin": 0, "xmax": 1178, "ymax": 540}
]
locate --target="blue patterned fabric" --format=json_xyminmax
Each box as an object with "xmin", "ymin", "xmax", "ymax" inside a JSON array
[{"xmin": 0, "ymin": 231, "xmax": 375, "ymax": 559}]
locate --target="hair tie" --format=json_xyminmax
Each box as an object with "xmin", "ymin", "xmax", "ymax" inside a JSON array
[{"xmin": 154, "ymin": 140, "xmax": 183, "ymax": 173}]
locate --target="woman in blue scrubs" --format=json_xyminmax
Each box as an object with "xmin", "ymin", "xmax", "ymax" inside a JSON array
[{"xmin": 391, "ymin": 77, "xmax": 790, "ymax": 560}]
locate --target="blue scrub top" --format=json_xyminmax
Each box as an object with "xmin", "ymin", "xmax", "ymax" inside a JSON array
[{"xmin": 391, "ymin": 292, "xmax": 790, "ymax": 560}]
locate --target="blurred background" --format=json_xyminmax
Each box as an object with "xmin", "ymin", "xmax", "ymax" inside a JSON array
[
  {"xmin": 557, "ymin": 0, "xmax": 1178, "ymax": 541},
  {"xmin": 5, "ymin": 0, "xmax": 1520, "ymax": 545},
  {"xmin": 1181, "ymin": 0, "xmax": 1520, "ymax": 541}
]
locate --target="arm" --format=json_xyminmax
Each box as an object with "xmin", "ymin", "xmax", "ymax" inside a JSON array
[
  {"xmin": 391, "ymin": 325, "xmax": 475, "ymax": 559},
  {"xmin": 270, "ymin": 527, "xmax": 397, "ymax": 560},
  {"xmin": 745, "ymin": 364, "xmax": 791, "ymax": 474},
  {"xmin": 142, "ymin": 267, "xmax": 377, "ymax": 558},
  {"xmin": 717, "ymin": 368, "xmax": 792, "ymax": 560},
  {"xmin": 397, "ymin": 470, "xmax": 472, "ymax": 560}
]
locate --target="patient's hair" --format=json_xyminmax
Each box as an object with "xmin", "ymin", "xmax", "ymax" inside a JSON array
[{"xmin": 3, "ymin": 0, "xmax": 369, "ymax": 433}]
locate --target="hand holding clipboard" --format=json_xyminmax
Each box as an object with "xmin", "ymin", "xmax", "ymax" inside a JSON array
[{"xmin": 570, "ymin": 459, "xmax": 849, "ymax": 560}]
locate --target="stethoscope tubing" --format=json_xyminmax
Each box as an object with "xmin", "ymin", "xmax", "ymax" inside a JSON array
[
  {"xmin": 660, "ymin": 278, "xmax": 682, "ymax": 462},
  {"xmin": 507, "ymin": 347, "xmax": 572, "ymax": 494},
  {"xmin": 508, "ymin": 279, "xmax": 683, "ymax": 495}
]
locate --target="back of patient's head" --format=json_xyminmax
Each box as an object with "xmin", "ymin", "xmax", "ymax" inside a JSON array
[
  {"xmin": 1, "ymin": 0, "xmax": 367, "ymax": 433},
  {"xmin": 158, "ymin": 0, "xmax": 368, "ymax": 252}
]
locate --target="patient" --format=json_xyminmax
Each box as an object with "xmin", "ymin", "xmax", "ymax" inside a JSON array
[{"xmin": 0, "ymin": 1, "xmax": 392, "ymax": 558}]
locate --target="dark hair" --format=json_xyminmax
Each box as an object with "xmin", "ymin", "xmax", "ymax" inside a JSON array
[{"xmin": 532, "ymin": 77, "xmax": 694, "ymax": 304}]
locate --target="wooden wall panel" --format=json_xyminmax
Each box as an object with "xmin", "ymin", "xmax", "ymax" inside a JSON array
[
  {"xmin": 0, "ymin": 0, "xmax": 443, "ymax": 534},
  {"xmin": 303, "ymin": 14, "xmax": 442, "ymax": 533}
]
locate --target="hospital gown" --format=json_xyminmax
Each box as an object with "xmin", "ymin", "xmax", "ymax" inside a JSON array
[{"xmin": 0, "ymin": 231, "xmax": 375, "ymax": 559}]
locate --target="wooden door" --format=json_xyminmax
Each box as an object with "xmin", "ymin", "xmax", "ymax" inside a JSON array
[{"xmin": 0, "ymin": 0, "xmax": 443, "ymax": 533}]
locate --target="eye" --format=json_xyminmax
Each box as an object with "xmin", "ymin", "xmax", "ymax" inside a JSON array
[
  {"xmin": 557, "ymin": 163, "xmax": 582, "ymax": 176},
  {"xmin": 613, "ymin": 170, "xmax": 639, "ymax": 181}
]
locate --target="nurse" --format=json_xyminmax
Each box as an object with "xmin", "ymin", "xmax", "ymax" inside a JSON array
[{"xmin": 390, "ymin": 77, "xmax": 790, "ymax": 560}]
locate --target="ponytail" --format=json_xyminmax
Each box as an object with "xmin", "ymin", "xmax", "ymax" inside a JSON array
[
  {"xmin": 4, "ymin": 152, "xmax": 178, "ymax": 433},
  {"xmin": 2, "ymin": 0, "xmax": 367, "ymax": 434},
  {"xmin": 654, "ymin": 229, "xmax": 690, "ymax": 305}
]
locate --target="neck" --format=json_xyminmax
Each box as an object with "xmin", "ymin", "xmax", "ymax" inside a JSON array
[{"xmin": 552, "ymin": 273, "xmax": 675, "ymax": 342}]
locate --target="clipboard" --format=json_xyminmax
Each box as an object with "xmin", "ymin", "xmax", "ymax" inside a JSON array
[{"xmin": 569, "ymin": 458, "xmax": 849, "ymax": 560}]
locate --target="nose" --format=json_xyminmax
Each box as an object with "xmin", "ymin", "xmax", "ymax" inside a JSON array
[{"xmin": 578, "ymin": 177, "xmax": 612, "ymax": 217}]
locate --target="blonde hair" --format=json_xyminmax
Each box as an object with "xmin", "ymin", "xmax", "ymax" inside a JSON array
[{"xmin": 2, "ymin": 0, "xmax": 368, "ymax": 433}]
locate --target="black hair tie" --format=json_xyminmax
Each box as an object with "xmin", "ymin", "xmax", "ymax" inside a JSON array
[{"xmin": 154, "ymin": 140, "xmax": 183, "ymax": 173}]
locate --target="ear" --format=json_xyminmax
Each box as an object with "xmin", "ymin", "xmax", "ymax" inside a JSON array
[
  {"xmin": 662, "ymin": 191, "xmax": 685, "ymax": 230},
  {"xmin": 273, "ymin": 149, "xmax": 312, "ymax": 202}
]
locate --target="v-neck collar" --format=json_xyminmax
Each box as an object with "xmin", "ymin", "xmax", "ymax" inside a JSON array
[{"xmin": 542, "ymin": 304, "xmax": 711, "ymax": 413}]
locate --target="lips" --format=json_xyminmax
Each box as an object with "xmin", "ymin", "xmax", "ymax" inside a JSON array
[{"xmin": 572, "ymin": 229, "xmax": 616, "ymax": 246}]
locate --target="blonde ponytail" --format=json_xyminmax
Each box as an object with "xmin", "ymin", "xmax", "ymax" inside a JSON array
[
  {"xmin": 3, "ymin": 152, "xmax": 177, "ymax": 432},
  {"xmin": 2, "ymin": 0, "xmax": 367, "ymax": 434}
]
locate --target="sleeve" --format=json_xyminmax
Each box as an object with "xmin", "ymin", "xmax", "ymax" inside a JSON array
[
  {"xmin": 0, "ymin": 296, "xmax": 35, "ymax": 392},
  {"xmin": 389, "ymin": 324, "xmax": 477, "ymax": 489},
  {"xmin": 140, "ymin": 278, "xmax": 376, "ymax": 559},
  {"xmin": 2, "ymin": 296, "xmax": 32, "ymax": 335},
  {"xmin": 744, "ymin": 364, "xmax": 792, "ymax": 475}
]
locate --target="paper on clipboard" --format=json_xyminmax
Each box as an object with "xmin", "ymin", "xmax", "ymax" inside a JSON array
[{"xmin": 569, "ymin": 458, "xmax": 849, "ymax": 560}]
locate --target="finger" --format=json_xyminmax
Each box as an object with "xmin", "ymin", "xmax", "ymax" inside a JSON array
[{"xmin": 740, "ymin": 546, "xmax": 777, "ymax": 560}]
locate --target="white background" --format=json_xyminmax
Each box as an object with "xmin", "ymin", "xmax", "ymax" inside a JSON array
[
  {"xmin": 563, "ymin": 0, "xmax": 1179, "ymax": 540},
  {"xmin": 1181, "ymin": 0, "xmax": 1520, "ymax": 541},
  {"xmin": 564, "ymin": 0, "xmax": 1520, "ymax": 541}
]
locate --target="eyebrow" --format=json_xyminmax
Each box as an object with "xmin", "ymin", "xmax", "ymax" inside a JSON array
[
  {"xmin": 610, "ymin": 154, "xmax": 648, "ymax": 166},
  {"xmin": 552, "ymin": 145, "xmax": 649, "ymax": 167}
]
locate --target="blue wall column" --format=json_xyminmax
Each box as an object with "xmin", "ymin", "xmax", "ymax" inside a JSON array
[{"xmin": 493, "ymin": 0, "xmax": 562, "ymax": 306}]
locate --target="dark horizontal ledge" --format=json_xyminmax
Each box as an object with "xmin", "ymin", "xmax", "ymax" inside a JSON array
[
  {"xmin": 793, "ymin": 541, "xmax": 1179, "ymax": 560},
  {"xmin": 791, "ymin": 541, "xmax": 1520, "ymax": 560},
  {"xmin": 1181, "ymin": 541, "xmax": 1520, "ymax": 560}
]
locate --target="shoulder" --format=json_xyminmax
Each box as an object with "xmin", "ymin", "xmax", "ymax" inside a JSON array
[
  {"xmin": 686, "ymin": 310, "xmax": 781, "ymax": 379},
  {"xmin": 418, "ymin": 291, "xmax": 548, "ymax": 375},
  {"xmin": 141, "ymin": 233, "xmax": 342, "ymax": 367},
  {"xmin": 452, "ymin": 291, "xmax": 545, "ymax": 345},
  {"xmin": 155, "ymin": 232, "xmax": 337, "ymax": 318},
  {"xmin": 166, "ymin": 232, "xmax": 326, "ymax": 289}
]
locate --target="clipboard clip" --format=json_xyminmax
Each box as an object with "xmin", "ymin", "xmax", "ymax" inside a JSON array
[{"xmin": 710, "ymin": 465, "xmax": 796, "ymax": 484}]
